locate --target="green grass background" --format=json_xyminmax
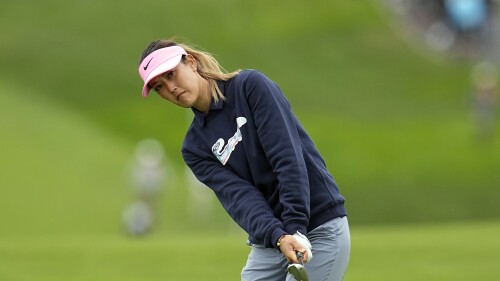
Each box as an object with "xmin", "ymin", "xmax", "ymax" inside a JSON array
[
  {"xmin": 0, "ymin": 0, "xmax": 499, "ymax": 280},
  {"xmin": 1, "ymin": 221, "xmax": 499, "ymax": 281}
]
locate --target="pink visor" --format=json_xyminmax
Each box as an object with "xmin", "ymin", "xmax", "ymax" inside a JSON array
[{"xmin": 138, "ymin": 46, "xmax": 187, "ymax": 97}]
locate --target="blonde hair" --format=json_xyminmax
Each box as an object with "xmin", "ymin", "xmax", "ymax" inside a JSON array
[{"xmin": 139, "ymin": 39, "xmax": 240, "ymax": 102}]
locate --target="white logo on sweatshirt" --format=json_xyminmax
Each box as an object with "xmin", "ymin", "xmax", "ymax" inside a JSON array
[{"xmin": 212, "ymin": 117, "xmax": 247, "ymax": 165}]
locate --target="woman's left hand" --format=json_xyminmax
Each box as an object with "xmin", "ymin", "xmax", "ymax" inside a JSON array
[{"xmin": 278, "ymin": 234, "xmax": 310, "ymax": 264}]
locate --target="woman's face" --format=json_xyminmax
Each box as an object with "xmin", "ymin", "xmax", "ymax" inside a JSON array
[{"xmin": 149, "ymin": 55, "xmax": 208, "ymax": 109}]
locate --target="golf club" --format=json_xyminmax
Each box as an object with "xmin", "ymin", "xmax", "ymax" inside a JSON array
[{"xmin": 287, "ymin": 252, "xmax": 310, "ymax": 281}]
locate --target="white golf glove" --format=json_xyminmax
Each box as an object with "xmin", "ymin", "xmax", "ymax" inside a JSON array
[{"xmin": 293, "ymin": 231, "xmax": 313, "ymax": 263}]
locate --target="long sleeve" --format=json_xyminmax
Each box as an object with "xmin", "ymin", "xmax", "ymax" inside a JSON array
[
  {"xmin": 183, "ymin": 149, "xmax": 287, "ymax": 248},
  {"xmin": 243, "ymin": 71, "xmax": 310, "ymax": 235}
]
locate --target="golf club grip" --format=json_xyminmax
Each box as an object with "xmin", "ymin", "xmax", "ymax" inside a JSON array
[{"xmin": 296, "ymin": 252, "xmax": 304, "ymax": 264}]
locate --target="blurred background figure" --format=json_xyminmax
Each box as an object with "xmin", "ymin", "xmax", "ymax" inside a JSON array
[
  {"xmin": 122, "ymin": 138, "xmax": 169, "ymax": 236},
  {"xmin": 444, "ymin": 0, "xmax": 490, "ymax": 32},
  {"xmin": 443, "ymin": 0, "xmax": 493, "ymax": 56},
  {"xmin": 122, "ymin": 200, "xmax": 154, "ymax": 236},
  {"xmin": 470, "ymin": 60, "xmax": 498, "ymax": 140},
  {"xmin": 381, "ymin": 0, "xmax": 499, "ymax": 61}
]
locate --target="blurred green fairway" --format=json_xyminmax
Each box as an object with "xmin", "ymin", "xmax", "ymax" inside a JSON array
[
  {"xmin": 1, "ymin": 1, "xmax": 499, "ymax": 280},
  {"xmin": 1, "ymin": 221, "xmax": 499, "ymax": 281}
]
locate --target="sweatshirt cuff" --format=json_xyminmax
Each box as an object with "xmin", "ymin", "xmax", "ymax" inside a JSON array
[
  {"xmin": 271, "ymin": 228, "xmax": 288, "ymax": 248},
  {"xmin": 284, "ymin": 222, "xmax": 307, "ymax": 236}
]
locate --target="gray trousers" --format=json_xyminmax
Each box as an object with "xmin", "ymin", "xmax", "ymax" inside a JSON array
[{"xmin": 241, "ymin": 216, "xmax": 350, "ymax": 281}]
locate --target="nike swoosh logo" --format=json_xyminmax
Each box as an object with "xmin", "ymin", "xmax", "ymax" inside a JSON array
[{"xmin": 143, "ymin": 57, "xmax": 153, "ymax": 70}]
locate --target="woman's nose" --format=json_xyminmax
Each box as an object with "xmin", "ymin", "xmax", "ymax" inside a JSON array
[{"xmin": 165, "ymin": 82, "xmax": 177, "ymax": 94}]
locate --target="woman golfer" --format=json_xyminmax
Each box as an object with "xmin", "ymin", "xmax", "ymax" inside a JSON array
[{"xmin": 137, "ymin": 39, "xmax": 350, "ymax": 281}]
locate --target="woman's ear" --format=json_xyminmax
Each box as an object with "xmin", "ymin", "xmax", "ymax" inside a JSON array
[{"xmin": 185, "ymin": 54, "xmax": 197, "ymax": 71}]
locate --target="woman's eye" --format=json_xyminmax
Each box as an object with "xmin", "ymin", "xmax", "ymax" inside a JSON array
[
  {"xmin": 167, "ymin": 70, "xmax": 174, "ymax": 79},
  {"xmin": 154, "ymin": 85, "xmax": 162, "ymax": 91}
]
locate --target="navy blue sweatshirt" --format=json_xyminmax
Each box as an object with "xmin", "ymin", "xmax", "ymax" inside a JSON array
[{"xmin": 182, "ymin": 70, "xmax": 346, "ymax": 248}]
